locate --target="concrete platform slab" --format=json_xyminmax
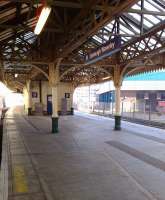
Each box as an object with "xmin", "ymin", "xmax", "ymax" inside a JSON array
[{"xmin": 3, "ymin": 107, "xmax": 165, "ymax": 200}]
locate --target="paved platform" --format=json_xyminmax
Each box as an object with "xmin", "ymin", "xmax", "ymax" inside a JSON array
[{"xmin": 3, "ymin": 107, "xmax": 165, "ymax": 200}]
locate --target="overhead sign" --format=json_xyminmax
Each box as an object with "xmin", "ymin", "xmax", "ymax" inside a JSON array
[
  {"xmin": 32, "ymin": 92, "xmax": 38, "ymax": 98},
  {"xmin": 85, "ymin": 36, "xmax": 121, "ymax": 65}
]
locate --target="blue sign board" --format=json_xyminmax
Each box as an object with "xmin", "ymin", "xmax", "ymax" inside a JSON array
[
  {"xmin": 85, "ymin": 36, "xmax": 121, "ymax": 65},
  {"xmin": 99, "ymin": 91, "xmax": 115, "ymax": 103}
]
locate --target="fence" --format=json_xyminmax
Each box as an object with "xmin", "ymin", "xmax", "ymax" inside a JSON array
[{"xmin": 75, "ymin": 100, "xmax": 165, "ymax": 124}]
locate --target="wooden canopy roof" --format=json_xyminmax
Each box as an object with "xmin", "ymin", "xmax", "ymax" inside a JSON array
[{"xmin": 0, "ymin": 0, "xmax": 164, "ymax": 90}]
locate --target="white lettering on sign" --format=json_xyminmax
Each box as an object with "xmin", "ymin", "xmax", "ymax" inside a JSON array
[{"xmin": 85, "ymin": 38, "xmax": 119, "ymax": 62}]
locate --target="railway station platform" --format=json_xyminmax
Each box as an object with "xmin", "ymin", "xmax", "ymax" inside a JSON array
[{"xmin": 2, "ymin": 106, "xmax": 165, "ymax": 200}]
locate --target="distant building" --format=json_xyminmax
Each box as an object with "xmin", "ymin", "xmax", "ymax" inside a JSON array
[{"xmin": 97, "ymin": 71, "xmax": 165, "ymax": 113}]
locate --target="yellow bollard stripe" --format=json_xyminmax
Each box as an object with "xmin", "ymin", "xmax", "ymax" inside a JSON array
[{"xmin": 13, "ymin": 165, "xmax": 28, "ymax": 193}]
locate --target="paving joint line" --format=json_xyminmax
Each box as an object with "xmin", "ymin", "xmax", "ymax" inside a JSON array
[{"xmin": 104, "ymin": 146, "xmax": 159, "ymax": 200}]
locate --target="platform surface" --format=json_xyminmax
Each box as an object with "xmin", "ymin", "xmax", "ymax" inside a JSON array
[{"xmin": 4, "ymin": 106, "xmax": 165, "ymax": 200}]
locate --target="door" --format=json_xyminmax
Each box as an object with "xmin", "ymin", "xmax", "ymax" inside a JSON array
[
  {"xmin": 47, "ymin": 95, "xmax": 52, "ymax": 115},
  {"xmin": 61, "ymin": 98, "xmax": 67, "ymax": 114}
]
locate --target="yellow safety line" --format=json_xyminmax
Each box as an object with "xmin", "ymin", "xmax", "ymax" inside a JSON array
[{"xmin": 13, "ymin": 165, "xmax": 28, "ymax": 193}]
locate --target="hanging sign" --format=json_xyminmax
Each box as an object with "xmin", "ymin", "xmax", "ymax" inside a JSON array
[
  {"xmin": 32, "ymin": 92, "xmax": 38, "ymax": 98},
  {"xmin": 85, "ymin": 36, "xmax": 121, "ymax": 65},
  {"xmin": 65, "ymin": 93, "xmax": 70, "ymax": 98}
]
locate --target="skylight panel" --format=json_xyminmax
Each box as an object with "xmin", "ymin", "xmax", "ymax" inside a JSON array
[
  {"xmin": 104, "ymin": 26, "xmax": 111, "ymax": 32},
  {"xmin": 149, "ymin": 38, "xmax": 157, "ymax": 45},
  {"xmin": 16, "ymin": 38, "xmax": 21, "ymax": 44},
  {"xmin": 28, "ymin": 38, "xmax": 36, "ymax": 44},
  {"xmin": 129, "ymin": 24, "xmax": 140, "ymax": 34},
  {"xmin": 78, "ymin": 50, "xmax": 83, "ymax": 55},
  {"xmin": 148, "ymin": 0, "xmax": 164, "ymax": 11},
  {"xmin": 5, "ymin": 48, "xmax": 12, "ymax": 53},
  {"xmin": 157, "ymin": 16, "xmax": 165, "ymax": 21},
  {"xmin": 128, "ymin": 13, "xmax": 141, "ymax": 21},
  {"xmin": 103, "ymin": 35, "xmax": 109, "ymax": 41},
  {"xmin": 162, "ymin": 32, "xmax": 165, "ymax": 38},
  {"xmin": 144, "ymin": 15, "xmax": 161, "ymax": 24},
  {"xmin": 132, "ymin": 3, "xmax": 141, "ymax": 10},
  {"xmin": 157, "ymin": 43, "xmax": 162, "ymax": 48},
  {"xmin": 143, "ymin": 18, "xmax": 153, "ymax": 28},
  {"xmin": 144, "ymin": 1, "xmax": 160, "ymax": 12},
  {"xmin": 120, "ymin": 24, "xmax": 134, "ymax": 35},
  {"xmin": 106, "ymin": 23, "xmax": 113, "ymax": 31},
  {"xmin": 139, "ymin": 43, "xmax": 145, "ymax": 49},
  {"xmin": 120, "ymin": 25, "xmax": 135, "ymax": 35},
  {"xmin": 122, "ymin": 37, "xmax": 129, "ymax": 41},
  {"xmin": 92, "ymin": 35, "xmax": 102, "ymax": 44}
]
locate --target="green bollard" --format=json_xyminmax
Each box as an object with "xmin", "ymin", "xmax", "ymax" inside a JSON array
[
  {"xmin": 70, "ymin": 107, "xmax": 74, "ymax": 115},
  {"xmin": 28, "ymin": 108, "xmax": 32, "ymax": 115},
  {"xmin": 52, "ymin": 117, "xmax": 58, "ymax": 133},
  {"xmin": 114, "ymin": 115, "xmax": 121, "ymax": 130}
]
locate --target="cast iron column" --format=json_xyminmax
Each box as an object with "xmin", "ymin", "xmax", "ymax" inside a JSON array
[
  {"xmin": 26, "ymin": 80, "xmax": 32, "ymax": 115},
  {"xmin": 113, "ymin": 65, "xmax": 122, "ymax": 130},
  {"xmin": 51, "ymin": 85, "xmax": 59, "ymax": 133},
  {"xmin": 114, "ymin": 86, "xmax": 121, "ymax": 130},
  {"xmin": 49, "ymin": 61, "xmax": 61, "ymax": 134}
]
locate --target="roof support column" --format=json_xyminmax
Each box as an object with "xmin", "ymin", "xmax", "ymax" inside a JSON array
[
  {"xmin": 26, "ymin": 80, "xmax": 32, "ymax": 116},
  {"xmin": 49, "ymin": 62, "xmax": 60, "ymax": 133},
  {"xmin": 113, "ymin": 65, "xmax": 122, "ymax": 130}
]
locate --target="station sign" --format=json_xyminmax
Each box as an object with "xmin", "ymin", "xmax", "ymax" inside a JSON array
[
  {"xmin": 85, "ymin": 36, "xmax": 121, "ymax": 65},
  {"xmin": 65, "ymin": 93, "xmax": 70, "ymax": 98},
  {"xmin": 32, "ymin": 92, "xmax": 38, "ymax": 98}
]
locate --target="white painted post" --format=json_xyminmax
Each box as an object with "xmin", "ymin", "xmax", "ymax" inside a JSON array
[
  {"xmin": 52, "ymin": 85, "xmax": 58, "ymax": 118},
  {"xmin": 26, "ymin": 80, "xmax": 32, "ymax": 115},
  {"xmin": 114, "ymin": 65, "xmax": 122, "ymax": 130},
  {"xmin": 115, "ymin": 86, "xmax": 121, "ymax": 116},
  {"xmin": 49, "ymin": 62, "xmax": 60, "ymax": 133}
]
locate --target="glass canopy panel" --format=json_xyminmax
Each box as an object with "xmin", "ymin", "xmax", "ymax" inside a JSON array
[
  {"xmin": 120, "ymin": 24, "xmax": 135, "ymax": 35},
  {"xmin": 132, "ymin": 3, "xmax": 141, "ymax": 9},
  {"xmin": 148, "ymin": 0, "xmax": 165, "ymax": 11},
  {"xmin": 92, "ymin": 35, "xmax": 103, "ymax": 44},
  {"xmin": 128, "ymin": 13, "xmax": 141, "ymax": 21},
  {"xmin": 144, "ymin": 1, "xmax": 160, "ymax": 12},
  {"xmin": 103, "ymin": 35, "xmax": 109, "ymax": 41},
  {"xmin": 157, "ymin": 16, "xmax": 165, "ymax": 20},
  {"xmin": 144, "ymin": 15, "xmax": 161, "ymax": 25},
  {"xmin": 143, "ymin": 18, "xmax": 154, "ymax": 28},
  {"xmin": 83, "ymin": 0, "xmax": 164, "ymax": 57}
]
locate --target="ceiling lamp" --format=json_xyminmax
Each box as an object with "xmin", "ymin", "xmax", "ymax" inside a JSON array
[
  {"xmin": 14, "ymin": 74, "xmax": 18, "ymax": 78},
  {"xmin": 102, "ymin": 76, "xmax": 111, "ymax": 80},
  {"xmin": 34, "ymin": 6, "xmax": 51, "ymax": 35}
]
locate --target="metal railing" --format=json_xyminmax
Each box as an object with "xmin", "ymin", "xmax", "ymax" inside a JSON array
[{"xmin": 74, "ymin": 101, "xmax": 165, "ymax": 127}]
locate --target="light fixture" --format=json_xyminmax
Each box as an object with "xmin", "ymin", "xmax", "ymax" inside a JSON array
[
  {"xmin": 102, "ymin": 76, "xmax": 111, "ymax": 80},
  {"xmin": 14, "ymin": 73, "xmax": 18, "ymax": 78},
  {"xmin": 34, "ymin": 6, "xmax": 51, "ymax": 35}
]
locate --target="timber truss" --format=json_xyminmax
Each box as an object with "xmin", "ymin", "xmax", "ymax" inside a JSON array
[{"xmin": 0, "ymin": 0, "xmax": 164, "ymax": 90}]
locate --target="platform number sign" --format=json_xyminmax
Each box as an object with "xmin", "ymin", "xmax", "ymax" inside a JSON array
[
  {"xmin": 65, "ymin": 93, "xmax": 70, "ymax": 98},
  {"xmin": 32, "ymin": 92, "xmax": 38, "ymax": 98}
]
